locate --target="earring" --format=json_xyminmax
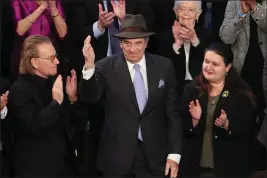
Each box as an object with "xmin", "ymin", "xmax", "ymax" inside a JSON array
[
  {"xmin": 196, "ymin": 18, "xmax": 198, "ymax": 23},
  {"xmin": 225, "ymin": 72, "xmax": 228, "ymax": 76}
]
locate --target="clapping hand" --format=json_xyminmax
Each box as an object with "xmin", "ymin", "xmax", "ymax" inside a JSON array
[
  {"xmin": 189, "ymin": 99, "xmax": 202, "ymax": 120},
  {"xmin": 52, "ymin": 75, "xmax": 64, "ymax": 105},
  {"xmin": 215, "ymin": 109, "xmax": 229, "ymax": 129},
  {"xmin": 35, "ymin": 0, "xmax": 48, "ymax": 9},
  {"xmin": 82, "ymin": 35, "xmax": 95, "ymax": 69},
  {"xmin": 111, "ymin": 0, "xmax": 126, "ymax": 21},
  {"xmin": 0, "ymin": 91, "xmax": 9, "ymax": 111},
  {"xmin": 66, "ymin": 69, "xmax": 78, "ymax": 103},
  {"xmin": 97, "ymin": 3, "xmax": 115, "ymax": 31},
  {"xmin": 172, "ymin": 20, "xmax": 183, "ymax": 46}
]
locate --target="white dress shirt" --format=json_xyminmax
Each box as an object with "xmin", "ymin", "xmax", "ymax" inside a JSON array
[
  {"xmin": 92, "ymin": 0, "xmax": 120, "ymax": 57},
  {"xmin": 0, "ymin": 106, "xmax": 8, "ymax": 151},
  {"xmin": 172, "ymin": 38, "xmax": 200, "ymax": 80},
  {"xmin": 0, "ymin": 106, "xmax": 7, "ymax": 120},
  {"xmin": 82, "ymin": 55, "xmax": 181, "ymax": 164}
]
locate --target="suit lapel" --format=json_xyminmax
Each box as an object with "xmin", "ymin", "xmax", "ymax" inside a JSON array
[
  {"xmin": 198, "ymin": 90, "xmax": 208, "ymax": 117},
  {"xmin": 114, "ymin": 54, "xmax": 139, "ymax": 113},
  {"xmin": 213, "ymin": 87, "xmax": 230, "ymax": 120},
  {"xmin": 142, "ymin": 54, "xmax": 158, "ymax": 114}
]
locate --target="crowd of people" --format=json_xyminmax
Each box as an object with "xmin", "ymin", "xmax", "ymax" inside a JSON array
[{"xmin": 0, "ymin": 0, "xmax": 267, "ymax": 177}]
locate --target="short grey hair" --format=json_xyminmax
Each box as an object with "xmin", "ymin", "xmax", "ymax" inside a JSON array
[{"xmin": 174, "ymin": 1, "xmax": 202, "ymax": 12}]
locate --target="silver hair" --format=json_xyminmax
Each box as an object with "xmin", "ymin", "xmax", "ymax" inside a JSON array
[{"xmin": 174, "ymin": 1, "xmax": 202, "ymax": 12}]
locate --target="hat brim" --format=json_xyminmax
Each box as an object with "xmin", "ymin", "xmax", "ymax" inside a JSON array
[{"xmin": 112, "ymin": 32, "xmax": 155, "ymax": 39}]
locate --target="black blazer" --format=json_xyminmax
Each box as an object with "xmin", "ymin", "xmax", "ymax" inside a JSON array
[
  {"xmin": 68, "ymin": 0, "xmax": 154, "ymax": 62},
  {"xmin": 79, "ymin": 53, "xmax": 182, "ymax": 175},
  {"xmin": 178, "ymin": 82, "xmax": 254, "ymax": 177},
  {"xmin": 0, "ymin": 77, "xmax": 10, "ymax": 152},
  {"xmin": 8, "ymin": 74, "xmax": 87, "ymax": 176},
  {"xmin": 156, "ymin": 27, "xmax": 208, "ymax": 96}
]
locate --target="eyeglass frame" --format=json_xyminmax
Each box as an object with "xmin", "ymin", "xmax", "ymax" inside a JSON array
[{"xmin": 35, "ymin": 53, "xmax": 58, "ymax": 63}]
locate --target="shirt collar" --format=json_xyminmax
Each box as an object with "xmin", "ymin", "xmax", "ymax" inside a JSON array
[{"xmin": 126, "ymin": 55, "xmax": 146, "ymax": 71}]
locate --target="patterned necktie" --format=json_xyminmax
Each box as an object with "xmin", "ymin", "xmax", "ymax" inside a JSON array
[
  {"xmin": 133, "ymin": 64, "xmax": 147, "ymax": 141},
  {"xmin": 107, "ymin": 0, "xmax": 121, "ymax": 55}
]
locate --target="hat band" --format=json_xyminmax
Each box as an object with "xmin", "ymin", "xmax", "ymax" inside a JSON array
[{"xmin": 120, "ymin": 26, "xmax": 148, "ymax": 33}]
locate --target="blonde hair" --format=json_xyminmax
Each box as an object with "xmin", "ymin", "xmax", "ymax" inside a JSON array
[{"xmin": 19, "ymin": 35, "xmax": 52, "ymax": 74}]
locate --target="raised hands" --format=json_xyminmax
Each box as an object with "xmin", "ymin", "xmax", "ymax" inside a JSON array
[
  {"xmin": 179, "ymin": 25, "xmax": 197, "ymax": 44},
  {"xmin": 172, "ymin": 21, "xmax": 197, "ymax": 45},
  {"xmin": 97, "ymin": 3, "xmax": 116, "ymax": 31},
  {"xmin": 66, "ymin": 69, "xmax": 78, "ymax": 103},
  {"xmin": 215, "ymin": 109, "xmax": 229, "ymax": 130},
  {"xmin": 172, "ymin": 20, "xmax": 183, "ymax": 46},
  {"xmin": 189, "ymin": 99, "xmax": 202, "ymax": 127},
  {"xmin": 82, "ymin": 35, "xmax": 95, "ymax": 69},
  {"xmin": 0, "ymin": 91, "xmax": 9, "ymax": 111},
  {"xmin": 240, "ymin": 0, "xmax": 257, "ymax": 14},
  {"xmin": 111, "ymin": 0, "xmax": 126, "ymax": 21},
  {"xmin": 47, "ymin": 0, "xmax": 57, "ymax": 8},
  {"xmin": 241, "ymin": 0, "xmax": 250, "ymax": 14},
  {"xmin": 35, "ymin": 0, "xmax": 48, "ymax": 9},
  {"xmin": 52, "ymin": 75, "xmax": 64, "ymax": 105},
  {"xmin": 189, "ymin": 99, "xmax": 202, "ymax": 120}
]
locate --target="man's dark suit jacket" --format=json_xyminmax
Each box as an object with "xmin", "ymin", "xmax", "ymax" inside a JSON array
[
  {"xmin": 0, "ymin": 77, "xmax": 10, "ymax": 150},
  {"xmin": 8, "ymin": 74, "xmax": 87, "ymax": 176},
  {"xmin": 156, "ymin": 27, "xmax": 208, "ymax": 96},
  {"xmin": 178, "ymin": 82, "xmax": 254, "ymax": 177},
  {"xmin": 79, "ymin": 53, "xmax": 182, "ymax": 175},
  {"xmin": 68, "ymin": 0, "xmax": 154, "ymax": 62}
]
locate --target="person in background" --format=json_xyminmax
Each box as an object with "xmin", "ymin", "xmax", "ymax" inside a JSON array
[
  {"xmin": 79, "ymin": 14, "xmax": 182, "ymax": 178},
  {"xmin": 178, "ymin": 43, "xmax": 255, "ymax": 177},
  {"xmin": 8, "ymin": 35, "xmax": 87, "ymax": 177},
  {"xmin": 219, "ymin": 0, "xmax": 267, "ymax": 172},
  {"xmin": 156, "ymin": 0, "xmax": 208, "ymax": 97},
  {"xmin": 10, "ymin": 0, "xmax": 68, "ymax": 80}
]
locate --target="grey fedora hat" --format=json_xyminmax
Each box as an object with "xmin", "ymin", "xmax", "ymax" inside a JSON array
[{"xmin": 113, "ymin": 14, "xmax": 155, "ymax": 39}]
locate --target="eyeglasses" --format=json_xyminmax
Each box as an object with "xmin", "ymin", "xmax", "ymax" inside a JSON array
[{"xmin": 37, "ymin": 53, "xmax": 58, "ymax": 62}]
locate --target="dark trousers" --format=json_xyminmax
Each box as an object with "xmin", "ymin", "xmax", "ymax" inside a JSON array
[
  {"xmin": 104, "ymin": 140, "xmax": 166, "ymax": 178},
  {"xmin": 0, "ymin": 150, "xmax": 12, "ymax": 177}
]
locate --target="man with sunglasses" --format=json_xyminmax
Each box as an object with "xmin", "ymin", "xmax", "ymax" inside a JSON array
[{"xmin": 7, "ymin": 35, "xmax": 88, "ymax": 176}]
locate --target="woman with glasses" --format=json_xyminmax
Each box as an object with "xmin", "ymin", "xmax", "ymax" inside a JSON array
[{"xmin": 178, "ymin": 43, "xmax": 255, "ymax": 177}]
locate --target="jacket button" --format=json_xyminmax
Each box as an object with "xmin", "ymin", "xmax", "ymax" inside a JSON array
[
  {"xmin": 256, "ymin": 19, "xmax": 259, "ymax": 21},
  {"xmin": 190, "ymin": 129, "xmax": 193, "ymax": 132},
  {"xmin": 214, "ymin": 135, "xmax": 218, "ymax": 139},
  {"xmin": 260, "ymin": 42, "xmax": 263, "ymax": 45}
]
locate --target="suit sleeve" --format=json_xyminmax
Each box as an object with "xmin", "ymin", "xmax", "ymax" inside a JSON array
[
  {"xmin": 219, "ymin": 1, "xmax": 245, "ymax": 44},
  {"xmin": 166, "ymin": 60, "xmax": 183, "ymax": 154},
  {"xmin": 251, "ymin": 1, "xmax": 267, "ymax": 33},
  {"xmin": 8, "ymin": 87, "xmax": 62, "ymax": 136},
  {"xmin": 79, "ymin": 62, "xmax": 106, "ymax": 105},
  {"xmin": 68, "ymin": 99, "xmax": 89, "ymax": 129},
  {"xmin": 224, "ymin": 93, "xmax": 254, "ymax": 139}
]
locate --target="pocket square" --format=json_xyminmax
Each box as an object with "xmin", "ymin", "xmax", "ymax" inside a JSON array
[{"xmin": 158, "ymin": 79, "xmax": 165, "ymax": 88}]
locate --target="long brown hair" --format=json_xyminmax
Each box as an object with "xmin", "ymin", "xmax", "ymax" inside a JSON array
[{"xmin": 196, "ymin": 42, "xmax": 256, "ymax": 106}]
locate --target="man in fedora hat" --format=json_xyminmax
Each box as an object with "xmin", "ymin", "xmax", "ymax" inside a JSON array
[{"xmin": 79, "ymin": 14, "xmax": 182, "ymax": 178}]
